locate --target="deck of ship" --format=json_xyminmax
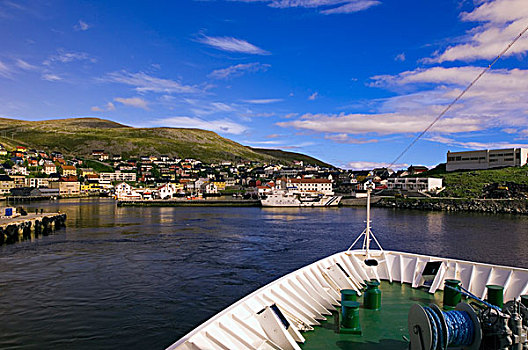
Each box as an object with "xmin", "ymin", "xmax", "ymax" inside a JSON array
[{"xmin": 301, "ymin": 281, "xmax": 443, "ymax": 350}]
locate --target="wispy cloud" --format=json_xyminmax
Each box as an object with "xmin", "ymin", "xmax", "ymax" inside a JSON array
[
  {"xmin": 325, "ymin": 133, "xmax": 378, "ymax": 144},
  {"xmin": 154, "ymin": 116, "xmax": 248, "ymax": 134},
  {"xmin": 114, "ymin": 97, "xmax": 149, "ymax": 110},
  {"xmin": 0, "ymin": 60, "xmax": 13, "ymax": 78},
  {"xmin": 43, "ymin": 49, "xmax": 96, "ymax": 65},
  {"xmin": 209, "ymin": 62, "xmax": 270, "ymax": 79},
  {"xmin": 346, "ymin": 161, "xmax": 408, "ymax": 170},
  {"xmin": 74, "ymin": 20, "xmax": 90, "ymax": 31},
  {"xmin": 91, "ymin": 102, "xmax": 115, "ymax": 112},
  {"xmin": 230, "ymin": 0, "xmax": 381, "ymax": 15},
  {"xmin": 427, "ymin": 0, "xmax": 528, "ymax": 62},
  {"xmin": 41, "ymin": 73, "xmax": 63, "ymax": 81},
  {"xmin": 308, "ymin": 92, "xmax": 318, "ymax": 100},
  {"xmin": 394, "ymin": 53, "xmax": 406, "ymax": 62},
  {"xmin": 102, "ymin": 71, "xmax": 201, "ymax": 94},
  {"xmin": 426, "ymin": 135, "xmax": 528, "ymax": 150},
  {"xmin": 198, "ymin": 35, "xmax": 270, "ymax": 55},
  {"xmin": 15, "ymin": 59, "xmax": 38, "ymax": 71},
  {"xmin": 242, "ymin": 98, "xmax": 283, "ymax": 104}
]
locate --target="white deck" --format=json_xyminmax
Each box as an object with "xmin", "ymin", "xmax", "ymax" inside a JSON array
[{"xmin": 167, "ymin": 250, "xmax": 528, "ymax": 350}]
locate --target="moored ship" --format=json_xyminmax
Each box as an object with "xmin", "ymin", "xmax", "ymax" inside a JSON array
[{"xmin": 261, "ymin": 190, "xmax": 342, "ymax": 207}]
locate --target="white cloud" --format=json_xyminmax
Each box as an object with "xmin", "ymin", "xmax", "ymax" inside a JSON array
[
  {"xmin": 91, "ymin": 106, "xmax": 103, "ymax": 112},
  {"xmin": 280, "ymin": 65, "xmax": 528, "ymax": 140},
  {"xmin": 41, "ymin": 73, "xmax": 63, "ymax": 81},
  {"xmin": 324, "ymin": 133, "xmax": 378, "ymax": 144},
  {"xmin": 154, "ymin": 116, "xmax": 248, "ymax": 134},
  {"xmin": 231, "ymin": 0, "xmax": 380, "ymax": 15},
  {"xmin": 114, "ymin": 97, "xmax": 149, "ymax": 110},
  {"xmin": 103, "ymin": 71, "xmax": 200, "ymax": 94},
  {"xmin": 426, "ymin": 135, "xmax": 528, "ymax": 150},
  {"xmin": 346, "ymin": 161, "xmax": 408, "ymax": 170},
  {"xmin": 279, "ymin": 111, "xmax": 483, "ymax": 135},
  {"xmin": 43, "ymin": 49, "xmax": 96, "ymax": 65},
  {"xmin": 198, "ymin": 35, "xmax": 270, "ymax": 55},
  {"xmin": 428, "ymin": 0, "xmax": 528, "ymax": 62},
  {"xmin": 74, "ymin": 20, "xmax": 90, "ymax": 31},
  {"xmin": 0, "ymin": 60, "xmax": 13, "ymax": 78},
  {"xmin": 394, "ymin": 53, "xmax": 406, "ymax": 62},
  {"xmin": 209, "ymin": 62, "xmax": 270, "ymax": 79},
  {"xmin": 106, "ymin": 102, "xmax": 115, "ymax": 111},
  {"xmin": 15, "ymin": 59, "xmax": 38, "ymax": 71},
  {"xmin": 308, "ymin": 92, "xmax": 318, "ymax": 100},
  {"xmin": 242, "ymin": 98, "xmax": 283, "ymax": 104}
]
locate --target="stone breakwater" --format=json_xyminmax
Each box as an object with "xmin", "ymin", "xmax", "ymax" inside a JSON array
[
  {"xmin": 0, "ymin": 213, "xmax": 67, "ymax": 245},
  {"xmin": 374, "ymin": 198, "xmax": 528, "ymax": 215}
]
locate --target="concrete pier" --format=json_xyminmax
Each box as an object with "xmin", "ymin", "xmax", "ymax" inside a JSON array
[{"xmin": 0, "ymin": 213, "xmax": 67, "ymax": 245}]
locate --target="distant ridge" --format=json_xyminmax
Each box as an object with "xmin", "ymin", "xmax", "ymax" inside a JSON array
[{"xmin": 0, "ymin": 117, "xmax": 332, "ymax": 166}]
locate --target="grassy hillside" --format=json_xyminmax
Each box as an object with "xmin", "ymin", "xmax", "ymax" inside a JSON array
[
  {"xmin": 420, "ymin": 163, "xmax": 528, "ymax": 198},
  {"xmin": 0, "ymin": 117, "xmax": 331, "ymax": 166},
  {"xmin": 250, "ymin": 148, "xmax": 332, "ymax": 168}
]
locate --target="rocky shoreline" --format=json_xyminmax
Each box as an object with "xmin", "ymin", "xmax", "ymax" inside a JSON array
[{"xmin": 374, "ymin": 197, "xmax": 528, "ymax": 214}]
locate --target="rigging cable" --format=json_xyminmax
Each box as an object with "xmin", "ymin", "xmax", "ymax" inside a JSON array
[{"xmin": 388, "ymin": 23, "xmax": 528, "ymax": 168}]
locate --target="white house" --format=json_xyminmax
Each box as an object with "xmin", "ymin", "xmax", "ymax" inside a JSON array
[
  {"xmin": 157, "ymin": 183, "xmax": 178, "ymax": 199},
  {"xmin": 387, "ymin": 177, "xmax": 443, "ymax": 192},
  {"xmin": 114, "ymin": 182, "xmax": 142, "ymax": 200}
]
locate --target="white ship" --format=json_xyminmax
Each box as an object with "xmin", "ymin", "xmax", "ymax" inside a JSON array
[{"xmin": 261, "ymin": 190, "xmax": 342, "ymax": 207}]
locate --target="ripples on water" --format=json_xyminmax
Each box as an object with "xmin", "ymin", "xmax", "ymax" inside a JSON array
[{"xmin": 0, "ymin": 198, "xmax": 526, "ymax": 349}]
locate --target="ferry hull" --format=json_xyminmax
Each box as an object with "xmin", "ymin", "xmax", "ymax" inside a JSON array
[{"xmin": 167, "ymin": 249, "xmax": 528, "ymax": 350}]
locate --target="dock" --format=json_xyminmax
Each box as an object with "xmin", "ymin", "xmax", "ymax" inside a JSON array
[{"xmin": 0, "ymin": 213, "xmax": 67, "ymax": 245}]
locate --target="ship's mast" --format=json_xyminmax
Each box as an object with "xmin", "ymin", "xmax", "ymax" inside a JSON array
[{"xmin": 347, "ymin": 180, "xmax": 383, "ymax": 257}]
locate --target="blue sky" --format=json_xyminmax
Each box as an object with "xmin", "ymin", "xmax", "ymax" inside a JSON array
[{"xmin": 1, "ymin": 0, "xmax": 528, "ymax": 169}]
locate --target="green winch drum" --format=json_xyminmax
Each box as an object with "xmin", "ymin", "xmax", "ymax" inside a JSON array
[
  {"xmin": 443, "ymin": 279, "xmax": 461, "ymax": 309},
  {"xmin": 486, "ymin": 285, "xmax": 504, "ymax": 308},
  {"xmin": 341, "ymin": 301, "xmax": 361, "ymax": 334},
  {"xmin": 341, "ymin": 289, "xmax": 358, "ymax": 302},
  {"xmin": 521, "ymin": 295, "xmax": 528, "ymax": 308},
  {"xmin": 364, "ymin": 280, "xmax": 381, "ymax": 310}
]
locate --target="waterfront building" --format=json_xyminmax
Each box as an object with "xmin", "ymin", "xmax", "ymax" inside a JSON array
[
  {"xmin": 277, "ymin": 178, "xmax": 334, "ymax": 195},
  {"xmin": 386, "ymin": 177, "xmax": 443, "ymax": 192},
  {"xmin": 24, "ymin": 177, "xmax": 50, "ymax": 188},
  {"xmin": 446, "ymin": 148, "xmax": 528, "ymax": 172},
  {"xmin": 0, "ymin": 175, "xmax": 14, "ymax": 195},
  {"xmin": 50, "ymin": 178, "xmax": 81, "ymax": 196}
]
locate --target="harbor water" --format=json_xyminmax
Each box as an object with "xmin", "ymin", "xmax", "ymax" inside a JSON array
[{"xmin": 0, "ymin": 198, "xmax": 527, "ymax": 349}]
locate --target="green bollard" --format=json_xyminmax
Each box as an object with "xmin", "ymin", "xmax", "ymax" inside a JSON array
[
  {"xmin": 443, "ymin": 279, "xmax": 462, "ymax": 309},
  {"xmin": 341, "ymin": 301, "xmax": 361, "ymax": 334},
  {"xmin": 521, "ymin": 295, "xmax": 528, "ymax": 308},
  {"xmin": 486, "ymin": 285, "xmax": 504, "ymax": 308},
  {"xmin": 364, "ymin": 280, "xmax": 381, "ymax": 310},
  {"xmin": 341, "ymin": 289, "xmax": 358, "ymax": 302}
]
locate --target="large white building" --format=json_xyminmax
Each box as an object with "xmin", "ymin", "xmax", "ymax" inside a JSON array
[
  {"xmin": 387, "ymin": 177, "xmax": 443, "ymax": 192},
  {"xmin": 99, "ymin": 171, "xmax": 137, "ymax": 182},
  {"xmin": 446, "ymin": 148, "xmax": 528, "ymax": 172},
  {"xmin": 277, "ymin": 178, "xmax": 334, "ymax": 195}
]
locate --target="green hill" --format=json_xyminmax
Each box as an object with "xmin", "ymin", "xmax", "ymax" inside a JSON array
[
  {"xmin": 0, "ymin": 117, "xmax": 330, "ymax": 166},
  {"xmin": 420, "ymin": 163, "xmax": 528, "ymax": 198}
]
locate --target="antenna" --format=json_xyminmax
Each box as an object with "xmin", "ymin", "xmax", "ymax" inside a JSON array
[{"xmin": 347, "ymin": 180, "xmax": 384, "ymax": 257}]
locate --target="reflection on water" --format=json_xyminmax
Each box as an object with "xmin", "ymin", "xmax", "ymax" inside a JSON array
[{"xmin": 0, "ymin": 198, "xmax": 526, "ymax": 349}]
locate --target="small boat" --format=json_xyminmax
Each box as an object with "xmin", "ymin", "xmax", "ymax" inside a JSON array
[{"xmin": 167, "ymin": 187, "xmax": 528, "ymax": 349}]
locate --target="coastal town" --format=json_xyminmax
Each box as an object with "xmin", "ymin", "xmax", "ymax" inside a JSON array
[{"xmin": 1, "ymin": 142, "xmax": 527, "ymax": 204}]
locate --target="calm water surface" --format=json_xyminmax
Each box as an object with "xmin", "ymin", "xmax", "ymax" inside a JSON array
[{"xmin": 0, "ymin": 198, "xmax": 526, "ymax": 349}]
